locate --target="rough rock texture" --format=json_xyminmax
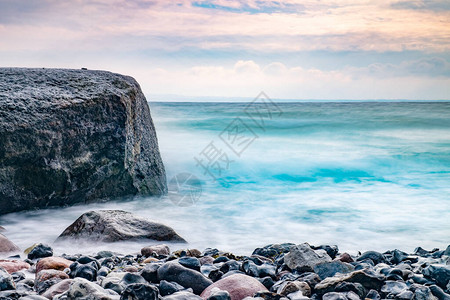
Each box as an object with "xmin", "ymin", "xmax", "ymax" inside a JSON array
[
  {"xmin": 57, "ymin": 210, "xmax": 186, "ymax": 242},
  {"xmin": 0, "ymin": 68, "xmax": 166, "ymax": 215},
  {"xmin": 284, "ymin": 243, "xmax": 332, "ymax": 271}
]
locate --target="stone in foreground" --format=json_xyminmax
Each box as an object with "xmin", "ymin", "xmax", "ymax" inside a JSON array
[
  {"xmin": 57, "ymin": 210, "xmax": 186, "ymax": 242},
  {"xmin": 0, "ymin": 68, "xmax": 166, "ymax": 215},
  {"xmin": 200, "ymin": 274, "xmax": 268, "ymax": 300}
]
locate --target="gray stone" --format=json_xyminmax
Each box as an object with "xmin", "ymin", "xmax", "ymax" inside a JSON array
[
  {"xmin": 356, "ymin": 251, "xmax": 386, "ymax": 265},
  {"xmin": 423, "ymin": 265, "xmax": 450, "ymax": 290},
  {"xmin": 157, "ymin": 262, "xmax": 212, "ymax": 295},
  {"xmin": 381, "ymin": 280, "xmax": 408, "ymax": 296},
  {"xmin": 314, "ymin": 270, "xmax": 385, "ymax": 296},
  {"xmin": 0, "ymin": 68, "xmax": 166, "ymax": 215},
  {"xmin": 0, "ymin": 266, "xmax": 15, "ymax": 291},
  {"xmin": 164, "ymin": 291, "xmax": 203, "ymax": 300},
  {"xmin": 120, "ymin": 283, "xmax": 159, "ymax": 300},
  {"xmin": 57, "ymin": 210, "xmax": 185, "ymax": 242},
  {"xmin": 313, "ymin": 261, "xmax": 354, "ymax": 280},
  {"xmin": 284, "ymin": 243, "xmax": 331, "ymax": 271},
  {"xmin": 55, "ymin": 277, "xmax": 120, "ymax": 300}
]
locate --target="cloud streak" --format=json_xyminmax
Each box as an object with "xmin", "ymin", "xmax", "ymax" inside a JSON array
[{"xmin": 0, "ymin": 0, "xmax": 449, "ymax": 99}]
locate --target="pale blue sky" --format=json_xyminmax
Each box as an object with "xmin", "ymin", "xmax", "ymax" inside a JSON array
[{"xmin": 0, "ymin": 0, "xmax": 449, "ymax": 100}]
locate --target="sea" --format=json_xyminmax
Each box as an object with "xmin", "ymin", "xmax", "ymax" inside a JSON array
[{"xmin": 1, "ymin": 101, "xmax": 449, "ymax": 256}]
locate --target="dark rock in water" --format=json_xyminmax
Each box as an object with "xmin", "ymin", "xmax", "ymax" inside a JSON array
[
  {"xmin": 356, "ymin": 251, "xmax": 386, "ymax": 265},
  {"xmin": 200, "ymin": 274, "xmax": 268, "ymax": 300},
  {"xmin": 159, "ymin": 280, "xmax": 186, "ymax": 296},
  {"xmin": 120, "ymin": 283, "xmax": 159, "ymax": 300},
  {"xmin": 0, "ymin": 266, "xmax": 15, "ymax": 291},
  {"xmin": 164, "ymin": 291, "xmax": 203, "ymax": 300},
  {"xmin": 313, "ymin": 261, "xmax": 355, "ymax": 280},
  {"xmin": 178, "ymin": 257, "xmax": 201, "ymax": 272},
  {"xmin": 219, "ymin": 260, "xmax": 240, "ymax": 274},
  {"xmin": 423, "ymin": 265, "xmax": 450, "ymax": 289},
  {"xmin": 69, "ymin": 261, "xmax": 98, "ymax": 281},
  {"xmin": 27, "ymin": 244, "xmax": 53, "ymax": 260},
  {"xmin": 0, "ymin": 68, "xmax": 167, "ymax": 215},
  {"xmin": 140, "ymin": 263, "xmax": 162, "ymax": 283},
  {"xmin": 157, "ymin": 262, "xmax": 212, "ymax": 295},
  {"xmin": 57, "ymin": 210, "xmax": 186, "ymax": 242},
  {"xmin": 284, "ymin": 243, "xmax": 331, "ymax": 272},
  {"xmin": 0, "ymin": 234, "xmax": 19, "ymax": 253}
]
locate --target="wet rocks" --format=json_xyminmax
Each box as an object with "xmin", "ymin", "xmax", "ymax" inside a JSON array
[
  {"xmin": 0, "ymin": 260, "xmax": 30, "ymax": 274},
  {"xmin": 284, "ymin": 243, "xmax": 332, "ymax": 272},
  {"xmin": 0, "ymin": 234, "xmax": 19, "ymax": 253},
  {"xmin": 121, "ymin": 283, "xmax": 159, "ymax": 300},
  {"xmin": 423, "ymin": 265, "xmax": 450, "ymax": 289},
  {"xmin": 1, "ymin": 242, "xmax": 449, "ymax": 300},
  {"xmin": 157, "ymin": 261, "xmax": 213, "ymax": 294},
  {"xmin": 141, "ymin": 244, "xmax": 171, "ymax": 257},
  {"xmin": 27, "ymin": 244, "xmax": 53, "ymax": 260},
  {"xmin": 0, "ymin": 68, "xmax": 167, "ymax": 215},
  {"xmin": 35, "ymin": 257, "xmax": 72, "ymax": 274},
  {"xmin": 57, "ymin": 210, "xmax": 186, "ymax": 243},
  {"xmin": 200, "ymin": 274, "xmax": 268, "ymax": 300},
  {"xmin": 0, "ymin": 266, "xmax": 15, "ymax": 291},
  {"xmin": 313, "ymin": 261, "xmax": 354, "ymax": 280}
]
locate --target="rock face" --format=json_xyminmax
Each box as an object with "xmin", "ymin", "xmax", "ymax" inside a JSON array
[
  {"xmin": 0, "ymin": 68, "xmax": 166, "ymax": 215},
  {"xmin": 57, "ymin": 210, "xmax": 186, "ymax": 242}
]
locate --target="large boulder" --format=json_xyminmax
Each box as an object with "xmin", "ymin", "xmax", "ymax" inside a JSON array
[
  {"xmin": 57, "ymin": 210, "xmax": 186, "ymax": 242},
  {"xmin": 0, "ymin": 68, "xmax": 166, "ymax": 215}
]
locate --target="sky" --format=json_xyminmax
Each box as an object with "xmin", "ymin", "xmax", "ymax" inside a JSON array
[{"xmin": 0, "ymin": 0, "xmax": 449, "ymax": 100}]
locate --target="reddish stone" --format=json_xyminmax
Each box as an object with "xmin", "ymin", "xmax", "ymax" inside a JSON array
[
  {"xmin": 338, "ymin": 253, "xmax": 354, "ymax": 263},
  {"xmin": 0, "ymin": 260, "xmax": 30, "ymax": 273},
  {"xmin": 42, "ymin": 279, "xmax": 73, "ymax": 299},
  {"xmin": 0, "ymin": 234, "xmax": 19, "ymax": 253},
  {"xmin": 201, "ymin": 274, "xmax": 268, "ymax": 300},
  {"xmin": 36, "ymin": 257, "xmax": 73, "ymax": 274},
  {"xmin": 36, "ymin": 269, "xmax": 69, "ymax": 283}
]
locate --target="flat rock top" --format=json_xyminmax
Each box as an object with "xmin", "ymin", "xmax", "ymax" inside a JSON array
[{"xmin": 0, "ymin": 68, "xmax": 140, "ymax": 128}]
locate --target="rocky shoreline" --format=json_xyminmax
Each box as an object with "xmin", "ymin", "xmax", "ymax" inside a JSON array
[{"xmin": 0, "ymin": 241, "xmax": 449, "ymax": 300}]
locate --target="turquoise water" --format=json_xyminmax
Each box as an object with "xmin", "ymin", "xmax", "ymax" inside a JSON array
[{"xmin": 1, "ymin": 101, "xmax": 449, "ymax": 256}]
